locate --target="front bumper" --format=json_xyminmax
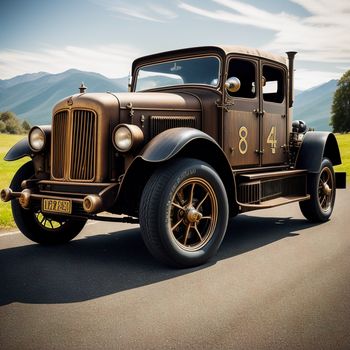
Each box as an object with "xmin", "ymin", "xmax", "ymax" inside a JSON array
[{"xmin": 1, "ymin": 180, "xmax": 119, "ymax": 216}]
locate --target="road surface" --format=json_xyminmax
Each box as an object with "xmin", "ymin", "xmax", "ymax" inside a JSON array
[{"xmin": 1, "ymin": 189, "xmax": 350, "ymax": 349}]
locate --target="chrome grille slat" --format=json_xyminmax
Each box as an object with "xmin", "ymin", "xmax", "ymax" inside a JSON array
[{"xmin": 52, "ymin": 109, "xmax": 96, "ymax": 181}]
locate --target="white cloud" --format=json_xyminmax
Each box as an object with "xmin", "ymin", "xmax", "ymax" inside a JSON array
[
  {"xmin": 0, "ymin": 45, "xmax": 142, "ymax": 79},
  {"xmin": 95, "ymin": 1, "xmax": 177, "ymax": 22},
  {"xmin": 294, "ymin": 69, "xmax": 341, "ymax": 90},
  {"xmin": 179, "ymin": 0, "xmax": 350, "ymax": 64}
]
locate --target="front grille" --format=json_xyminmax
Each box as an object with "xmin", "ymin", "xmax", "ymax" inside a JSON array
[
  {"xmin": 150, "ymin": 116, "xmax": 197, "ymax": 137},
  {"xmin": 70, "ymin": 110, "xmax": 96, "ymax": 180},
  {"xmin": 51, "ymin": 110, "xmax": 97, "ymax": 181},
  {"xmin": 52, "ymin": 111, "xmax": 68, "ymax": 179}
]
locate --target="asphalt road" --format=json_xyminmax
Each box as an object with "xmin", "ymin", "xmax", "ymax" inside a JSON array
[{"xmin": 1, "ymin": 189, "xmax": 350, "ymax": 350}]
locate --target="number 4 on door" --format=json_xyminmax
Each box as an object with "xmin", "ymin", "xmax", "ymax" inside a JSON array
[{"xmin": 267, "ymin": 126, "xmax": 277, "ymax": 154}]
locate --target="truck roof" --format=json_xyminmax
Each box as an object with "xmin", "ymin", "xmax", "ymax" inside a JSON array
[{"xmin": 132, "ymin": 45, "xmax": 287, "ymax": 74}]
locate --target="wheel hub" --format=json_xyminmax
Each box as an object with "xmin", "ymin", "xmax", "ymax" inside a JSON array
[
  {"xmin": 186, "ymin": 207, "xmax": 203, "ymax": 223},
  {"xmin": 322, "ymin": 183, "xmax": 332, "ymax": 196}
]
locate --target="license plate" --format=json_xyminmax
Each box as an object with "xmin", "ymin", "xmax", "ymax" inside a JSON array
[{"xmin": 42, "ymin": 198, "xmax": 72, "ymax": 214}]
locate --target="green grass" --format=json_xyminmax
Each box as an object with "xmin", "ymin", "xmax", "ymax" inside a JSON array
[
  {"xmin": 0, "ymin": 132, "xmax": 349, "ymax": 229},
  {"xmin": 0, "ymin": 134, "xmax": 28, "ymax": 229},
  {"xmin": 334, "ymin": 134, "xmax": 350, "ymax": 183}
]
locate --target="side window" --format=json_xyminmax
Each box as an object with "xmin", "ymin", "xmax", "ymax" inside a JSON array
[
  {"xmin": 227, "ymin": 59, "xmax": 256, "ymax": 98},
  {"xmin": 262, "ymin": 65, "xmax": 285, "ymax": 103}
]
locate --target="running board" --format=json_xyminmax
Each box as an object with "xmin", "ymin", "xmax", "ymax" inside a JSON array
[
  {"xmin": 240, "ymin": 194, "xmax": 310, "ymax": 211},
  {"xmin": 236, "ymin": 169, "xmax": 308, "ymax": 210},
  {"xmin": 239, "ymin": 169, "xmax": 307, "ymax": 181}
]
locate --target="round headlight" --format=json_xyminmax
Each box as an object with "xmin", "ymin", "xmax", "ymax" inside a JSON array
[
  {"xmin": 29, "ymin": 127, "xmax": 45, "ymax": 151},
  {"xmin": 114, "ymin": 126, "xmax": 132, "ymax": 152},
  {"xmin": 113, "ymin": 124, "xmax": 144, "ymax": 152}
]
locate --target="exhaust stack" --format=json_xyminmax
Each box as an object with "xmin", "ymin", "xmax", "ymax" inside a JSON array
[{"xmin": 286, "ymin": 51, "xmax": 297, "ymax": 108}]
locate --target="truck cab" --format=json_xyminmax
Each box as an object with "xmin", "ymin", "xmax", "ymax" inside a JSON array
[{"xmin": 1, "ymin": 46, "xmax": 346, "ymax": 268}]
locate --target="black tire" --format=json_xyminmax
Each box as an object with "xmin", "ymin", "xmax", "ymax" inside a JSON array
[
  {"xmin": 139, "ymin": 158, "xmax": 229, "ymax": 268},
  {"xmin": 299, "ymin": 158, "xmax": 336, "ymax": 222},
  {"xmin": 11, "ymin": 161, "xmax": 87, "ymax": 245}
]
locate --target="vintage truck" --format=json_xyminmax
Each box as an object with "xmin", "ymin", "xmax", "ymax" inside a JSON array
[{"xmin": 1, "ymin": 46, "xmax": 346, "ymax": 267}]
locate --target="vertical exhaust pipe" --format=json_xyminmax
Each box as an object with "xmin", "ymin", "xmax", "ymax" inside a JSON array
[{"xmin": 286, "ymin": 51, "xmax": 297, "ymax": 108}]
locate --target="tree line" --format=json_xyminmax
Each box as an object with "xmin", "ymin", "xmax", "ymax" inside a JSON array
[
  {"xmin": 331, "ymin": 70, "xmax": 350, "ymax": 133},
  {"xmin": 0, "ymin": 111, "xmax": 31, "ymax": 134}
]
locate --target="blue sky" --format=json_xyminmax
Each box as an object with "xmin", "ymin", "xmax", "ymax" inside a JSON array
[{"xmin": 0, "ymin": 0, "xmax": 349, "ymax": 90}]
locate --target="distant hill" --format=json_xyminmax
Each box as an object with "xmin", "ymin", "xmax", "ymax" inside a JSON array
[
  {"xmin": 294, "ymin": 79, "xmax": 338, "ymax": 131},
  {"xmin": 0, "ymin": 70, "xmax": 127, "ymax": 124},
  {"xmin": 0, "ymin": 72, "xmax": 49, "ymax": 90},
  {"xmin": 0, "ymin": 70, "xmax": 338, "ymax": 130}
]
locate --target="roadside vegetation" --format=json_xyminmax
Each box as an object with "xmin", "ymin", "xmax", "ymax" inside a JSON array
[
  {"xmin": 331, "ymin": 70, "xmax": 350, "ymax": 133},
  {"xmin": 0, "ymin": 132, "xmax": 349, "ymax": 230},
  {"xmin": 0, "ymin": 134, "xmax": 28, "ymax": 229},
  {"xmin": 0, "ymin": 111, "xmax": 31, "ymax": 135},
  {"xmin": 334, "ymin": 133, "xmax": 350, "ymax": 183}
]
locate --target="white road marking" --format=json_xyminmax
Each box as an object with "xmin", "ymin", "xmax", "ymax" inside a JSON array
[
  {"xmin": 0, "ymin": 231, "xmax": 20, "ymax": 237},
  {"xmin": 0, "ymin": 221, "xmax": 98, "ymax": 237}
]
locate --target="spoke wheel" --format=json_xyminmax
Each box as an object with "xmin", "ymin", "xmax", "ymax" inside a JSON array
[
  {"xmin": 140, "ymin": 158, "xmax": 228, "ymax": 268},
  {"xmin": 34, "ymin": 211, "xmax": 67, "ymax": 231},
  {"xmin": 318, "ymin": 167, "xmax": 334, "ymax": 212},
  {"xmin": 299, "ymin": 157, "xmax": 336, "ymax": 222},
  {"xmin": 10, "ymin": 161, "xmax": 87, "ymax": 245},
  {"xmin": 170, "ymin": 178, "xmax": 218, "ymax": 252}
]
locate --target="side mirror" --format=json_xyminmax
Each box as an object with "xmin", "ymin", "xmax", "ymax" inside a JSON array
[{"xmin": 225, "ymin": 77, "xmax": 241, "ymax": 93}]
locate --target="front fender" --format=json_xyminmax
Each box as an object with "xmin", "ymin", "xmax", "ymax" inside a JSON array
[
  {"xmin": 4, "ymin": 138, "xmax": 32, "ymax": 161},
  {"xmin": 139, "ymin": 127, "xmax": 219, "ymax": 162},
  {"xmin": 296, "ymin": 131, "xmax": 341, "ymax": 173},
  {"xmin": 116, "ymin": 127, "xmax": 235, "ymax": 216}
]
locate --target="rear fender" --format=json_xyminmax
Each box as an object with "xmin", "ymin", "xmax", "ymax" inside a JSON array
[{"xmin": 296, "ymin": 131, "xmax": 341, "ymax": 173}]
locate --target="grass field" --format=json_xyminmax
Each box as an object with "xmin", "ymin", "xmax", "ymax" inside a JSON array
[
  {"xmin": 0, "ymin": 134, "xmax": 28, "ymax": 229},
  {"xmin": 0, "ymin": 133, "xmax": 349, "ymax": 229},
  {"xmin": 334, "ymin": 133, "xmax": 350, "ymax": 182}
]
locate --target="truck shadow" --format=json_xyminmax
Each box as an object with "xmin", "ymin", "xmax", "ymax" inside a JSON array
[{"xmin": 0, "ymin": 214, "xmax": 318, "ymax": 305}]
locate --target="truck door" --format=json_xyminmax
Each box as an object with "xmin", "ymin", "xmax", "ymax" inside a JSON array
[
  {"xmin": 223, "ymin": 57, "xmax": 260, "ymax": 167},
  {"xmin": 260, "ymin": 62, "xmax": 288, "ymax": 165}
]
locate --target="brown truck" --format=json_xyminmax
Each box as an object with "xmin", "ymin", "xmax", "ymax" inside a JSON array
[{"xmin": 1, "ymin": 46, "xmax": 346, "ymax": 267}]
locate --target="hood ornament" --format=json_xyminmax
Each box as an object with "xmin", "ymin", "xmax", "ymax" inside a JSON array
[{"xmin": 79, "ymin": 82, "xmax": 87, "ymax": 93}]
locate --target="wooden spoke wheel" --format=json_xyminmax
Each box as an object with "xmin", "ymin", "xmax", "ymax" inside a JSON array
[
  {"xmin": 300, "ymin": 158, "xmax": 336, "ymax": 222},
  {"xmin": 10, "ymin": 162, "xmax": 87, "ymax": 245},
  {"xmin": 140, "ymin": 158, "xmax": 228, "ymax": 268}
]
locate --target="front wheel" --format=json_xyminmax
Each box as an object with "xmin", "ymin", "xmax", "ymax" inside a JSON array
[
  {"xmin": 139, "ymin": 158, "xmax": 229, "ymax": 268},
  {"xmin": 299, "ymin": 158, "xmax": 336, "ymax": 222},
  {"xmin": 11, "ymin": 161, "xmax": 87, "ymax": 244}
]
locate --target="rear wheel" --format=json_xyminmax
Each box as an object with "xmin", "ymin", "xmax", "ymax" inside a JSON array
[
  {"xmin": 11, "ymin": 161, "xmax": 87, "ymax": 244},
  {"xmin": 139, "ymin": 158, "xmax": 229, "ymax": 268},
  {"xmin": 299, "ymin": 158, "xmax": 336, "ymax": 222}
]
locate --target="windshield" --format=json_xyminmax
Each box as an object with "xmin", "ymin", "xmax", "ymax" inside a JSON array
[{"xmin": 135, "ymin": 56, "xmax": 220, "ymax": 91}]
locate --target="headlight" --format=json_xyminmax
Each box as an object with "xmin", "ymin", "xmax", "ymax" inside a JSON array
[
  {"xmin": 113, "ymin": 124, "xmax": 144, "ymax": 152},
  {"xmin": 28, "ymin": 127, "xmax": 46, "ymax": 151}
]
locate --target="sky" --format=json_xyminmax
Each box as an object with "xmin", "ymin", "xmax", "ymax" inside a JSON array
[{"xmin": 0, "ymin": 0, "xmax": 349, "ymax": 90}]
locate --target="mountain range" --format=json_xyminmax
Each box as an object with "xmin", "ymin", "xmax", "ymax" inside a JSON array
[{"xmin": 0, "ymin": 69, "xmax": 337, "ymax": 131}]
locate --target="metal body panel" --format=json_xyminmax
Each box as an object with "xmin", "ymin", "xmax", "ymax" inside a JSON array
[
  {"xmin": 296, "ymin": 131, "xmax": 342, "ymax": 173},
  {"xmin": 261, "ymin": 109, "xmax": 287, "ymax": 165},
  {"xmin": 260, "ymin": 61, "xmax": 288, "ymax": 165},
  {"xmin": 224, "ymin": 109, "xmax": 260, "ymax": 167},
  {"xmin": 4, "ymin": 138, "xmax": 31, "ymax": 161},
  {"xmin": 138, "ymin": 127, "xmax": 221, "ymax": 162}
]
